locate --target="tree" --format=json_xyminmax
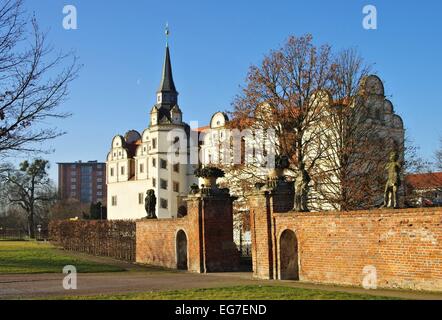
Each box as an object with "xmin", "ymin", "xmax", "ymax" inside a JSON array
[
  {"xmin": 0, "ymin": 0, "xmax": 79, "ymax": 158},
  {"xmin": 306, "ymin": 50, "xmax": 406, "ymax": 211},
  {"xmin": 227, "ymin": 34, "xmax": 335, "ymax": 211},
  {"xmin": 88, "ymin": 201, "xmax": 107, "ymax": 220},
  {"xmin": 1, "ymin": 159, "xmax": 55, "ymax": 238},
  {"xmin": 223, "ymin": 35, "xmax": 407, "ymax": 211},
  {"xmin": 404, "ymin": 136, "xmax": 431, "ymax": 174},
  {"xmin": 435, "ymin": 137, "xmax": 442, "ymax": 171},
  {"xmin": 49, "ymin": 198, "xmax": 89, "ymax": 221}
]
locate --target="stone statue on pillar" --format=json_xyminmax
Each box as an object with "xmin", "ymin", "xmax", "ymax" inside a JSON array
[
  {"xmin": 381, "ymin": 151, "xmax": 402, "ymax": 209},
  {"xmin": 267, "ymin": 155, "xmax": 290, "ymax": 189},
  {"xmin": 294, "ymin": 163, "xmax": 310, "ymax": 212},
  {"xmin": 145, "ymin": 189, "xmax": 157, "ymax": 219}
]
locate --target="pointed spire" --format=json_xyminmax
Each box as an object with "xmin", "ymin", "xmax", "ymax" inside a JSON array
[
  {"xmin": 158, "ymin": 23, "xmax": 177, "ymax": 93},
  {"xmin": 158, "ymin": 46, "xmax": 177, "ymax": 93}
]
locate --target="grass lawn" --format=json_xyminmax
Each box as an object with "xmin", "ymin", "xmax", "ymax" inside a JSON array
[
  {"xmin": 60, "ymin": 285, "xmax": 400, "ymax": 300},
  {"xmin": 0, "ymin": 241, "xmax": 124, "ymax": 274}
]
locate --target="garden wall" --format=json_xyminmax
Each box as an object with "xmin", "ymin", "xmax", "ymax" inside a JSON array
[
  {"xmin": 249, "ymin": 188, "xmax": 442, "ymax": 292},
  {"xmin": 136, "ymin": 193, "xmax": 240, "ymax": 273},
  {"xmin": 49, "ymin": 220, "xmax": 136, "ymax": 261}
]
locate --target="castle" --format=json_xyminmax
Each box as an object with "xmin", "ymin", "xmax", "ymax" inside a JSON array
[
  {"xmin": 106, "ymin": 43, "xmax": 198, "ymax": 220},
  {"xmin": 107, "ymin": 38, "xmax": 405, "ymax": 220}
]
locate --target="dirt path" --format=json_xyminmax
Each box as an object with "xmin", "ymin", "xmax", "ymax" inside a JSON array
[
  {"xmin": 1, "ymin": 252, "xmax": 441, "ymax": 300},
  {"xmin": 1, "ymin": 271, "xmax": 442, "ymax": 300}
]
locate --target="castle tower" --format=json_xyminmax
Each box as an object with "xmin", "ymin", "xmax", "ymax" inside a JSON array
[
  {"xmin": 150, "ymin": 37, "xmax": 182, "ymax": 126},
  {"xmin": 107, "ymin": 26, "xmax": 197, "ymax": 221},
  {"xmin": 148, "ymin": 29, "xmax": 191, "ymax": 218}
]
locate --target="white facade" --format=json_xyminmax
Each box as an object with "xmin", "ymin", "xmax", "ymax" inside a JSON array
[
  {"xmin": 107, "ymin": 44, "xmax": 198, "ymax": 220},
  {"xmin": 200, "ymin": 75, "xmax": 406, "ymax": 211}
]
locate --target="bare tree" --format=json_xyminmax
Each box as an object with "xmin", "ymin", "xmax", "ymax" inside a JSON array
[
  {"xmin": 404, "ymin": 136, "xmax": 432, "ymax": 174},
  {"xmin": 306, "ymin": 49, "xmax": 397, "ymax": 211},
  {"xmin": 0, "ymin": 0, "xmax": 79, "ymax": 157},
  {"xmin": 227, "ymin": 34, "xmax": 335, "ymax": 211},
  {"xmin": 435, "ymin": 137, "xmax": 442, "ymax": 171},
  {"xmin": 1, "ymin": 159, "xmax": 55, "ymax": 238},
  {"xmin": 49, "ymin": 198, "xmax": 89, "ymax": 221},
  {"xmin": 225, "ymin": 38, "xmax": 405, "ymax": 212}
]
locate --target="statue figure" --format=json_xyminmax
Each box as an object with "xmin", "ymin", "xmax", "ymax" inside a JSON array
[
  {"xmin": 294, "ymin": 163, "xmax": 310, "ymax": 212},
  {"xmin": 275, "ymin": 155, "xmax": 290, "ymax": 172},
  {"xmin": 382, "ymin": 151, "xmax": 402, "ymax": 209},
  {"xmin": 144, "ymin": 189, "xmax": 157, "ymax": 219},
  {"xmin": 268, "ymin": 155, "xmax": 290, "ymax": 188}
]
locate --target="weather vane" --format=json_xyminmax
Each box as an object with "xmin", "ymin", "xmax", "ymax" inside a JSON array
[{"xmin": 165, "ymin": 22, "xmax": 170, "ymax": 47}]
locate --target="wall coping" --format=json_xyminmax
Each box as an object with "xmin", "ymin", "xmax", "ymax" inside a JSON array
[
  {"xmin": 136, "ymin": 216, "xmax": 190, "ymax": 224},
  {"xmin": 273, "ymin": 207, "xmax": 442, "ymax": 219}
]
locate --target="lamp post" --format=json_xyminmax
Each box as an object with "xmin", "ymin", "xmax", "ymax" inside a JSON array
[{"xmin": 37, "ymin": 224, "xmax": 42, "ymax": 240}]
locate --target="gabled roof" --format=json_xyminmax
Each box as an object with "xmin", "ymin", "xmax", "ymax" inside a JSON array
[{"xmin": 405, "ymin": 172, "xmax": 442, "ymax": 190}]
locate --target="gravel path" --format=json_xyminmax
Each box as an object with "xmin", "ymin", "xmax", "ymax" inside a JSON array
[{"xmin": 1, "ymin": 252, "xmax": 441, "ymax": 300}]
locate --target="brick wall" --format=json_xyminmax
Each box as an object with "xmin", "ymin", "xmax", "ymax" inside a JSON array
[
  {"xmin": 136, "ymin": 200, "xmax": 202, "ymax": 272},
  {"xmin": 136, "ymin": 193, "xmax": 240, "ymax": 273},
  {"xmin": 250, "ymin": 189, "xmax": 442, "ymax": 292}
]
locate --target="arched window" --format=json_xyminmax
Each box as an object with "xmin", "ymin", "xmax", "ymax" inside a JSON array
[{"xmin": 241, "ymin": 137, "xmax": 246, "ymax": 165}]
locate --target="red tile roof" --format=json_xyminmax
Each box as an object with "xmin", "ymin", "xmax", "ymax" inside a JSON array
[
  {"xmin": 194, "ymin": 126, "xmax": 210, "ymax": 133},
  {"xmin": 405, "ymin": 172, "xmax": 442, "ymax": 190}
]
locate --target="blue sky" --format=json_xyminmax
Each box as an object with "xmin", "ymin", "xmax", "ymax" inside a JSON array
[{"xmin": 22, "ymin": 0, "xmax": 442, "ymax": 181}]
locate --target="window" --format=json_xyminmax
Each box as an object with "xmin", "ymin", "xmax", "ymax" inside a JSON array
[
  {"xmin": 160, "ymin": 179, "xmax": 168, "ymax": 190},
  {"xmin": 152, "ymin": 158, "xmax": 156, "ymax": 168},
  {"xmin": 173, "ymin": 163, "xmax": 180, "ymax": 173},
  {"xmin": 152, "ymin": 178, "xmax": 156, "ymax": 188},
  {"xmin": 110, "ymin": 168, "xmax": 114, "ymax": 176},
  {"xmin": 121, "ymin": 166, "xmax": 125, "ymax": 175},
  {"xmin": 173, "ymin": 181, "xmax": 179, "ymax": 193},
  {"xmin": 70, "ymin": 192, "xmax": 76, "ymax": 197},
  {"xmin": 97, "ymin": 191, "xmax": 103, "ymax": 196},
  {"xmin": 152, "ymin": 138, "xmax": 157, "ymax": 149},
  {"xmin": 97, "ymin": 178, "xmax": 103, "ymax": 183},
  {"xmin": 139, "ymin": 163, "xmax": 144, "ymax": 174},
  {"xmin": 160, "ymin": 159, "xmax": 167, "ymax": 169},
  {"xmin": 71, "ymin": 177, "xmax": 77, "ymax": 183},
  {"xmin": 71, "ymin": 184, "xmax": 76, "ymax": 190},
  {"xmin": 97, "ymin": 184, "xmax": 102, "ymax": 190},
  {"xmin": 97, "ymin": 171, "xmax": 103, "ymax": 176},
  {"xmin": 111, "ymin": 196, "xmax": 117, "ymax": 206},
  {"xmin": 160, "ymin": 198, "xmax": 168, "ymax": 209},
  {"xmin": 138, "ymin": 193, "xmax": 144, "ymax": 205}
]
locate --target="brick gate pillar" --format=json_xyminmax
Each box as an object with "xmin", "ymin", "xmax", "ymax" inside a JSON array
[
  {"xmin": 185, "ymin": 187, "xmax": 240, "ymax": 273},
  {"xmin": 248, "ymin": 181, "xmax": 294, "ymax": 279}
]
